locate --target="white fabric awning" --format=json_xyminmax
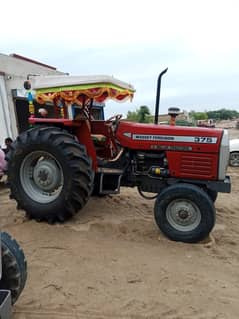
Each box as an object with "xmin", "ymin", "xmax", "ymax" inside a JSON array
[{"xmin": 30, "ymin": 75, "xmax": 135, "ymax": 92}]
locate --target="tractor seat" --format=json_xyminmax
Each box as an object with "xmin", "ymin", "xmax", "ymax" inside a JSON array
[{"xmin": 91, "ymin": 134, "xmax": 107, "ymax": 145}]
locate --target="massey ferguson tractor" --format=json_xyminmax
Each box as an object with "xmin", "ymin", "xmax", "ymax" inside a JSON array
[{"xmin": 6, "ymin": 69, "xmax": 231, "ymax": 243}]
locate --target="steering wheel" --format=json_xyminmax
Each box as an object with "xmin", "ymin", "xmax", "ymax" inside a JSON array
[
  {"xmin": 106, "ymin": 114, "xmax": 123, "ymax": 123},
  {"xmin": 105, "ymin": 114, "xmax": 123, "ymax": 132}
]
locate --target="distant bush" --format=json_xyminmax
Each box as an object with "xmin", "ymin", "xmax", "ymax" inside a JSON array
[
  {"xmin": 176, "ymin": 119, "xmax": 195, "ymax": 127},
  {"xmin": 190, "ymin": 109, "xmax": 239, "ymax": 121},
  {"xmin": 206, "ymin": 109, "xmax": 239, "ymax": 120},
  {"xmin": 126, "ymin": 106, "xmax": 152, "ymax": 123},
  {"xmin": 189, "ymin": 111, "xmax": 208, "ymax": 120}
]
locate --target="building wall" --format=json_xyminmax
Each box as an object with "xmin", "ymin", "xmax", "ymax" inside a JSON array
[
  {"xmin": 0, "ymin": 53, "xmax": 64, "ymax": 144},
  {"xmin": 0, "ymin": 75, "xmax": 12, "ymax": 144}
]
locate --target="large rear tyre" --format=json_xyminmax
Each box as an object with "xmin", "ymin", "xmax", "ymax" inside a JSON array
[
  {"xmin": 0, "ymin": 232, "xmax": 27, "ymax": 304},
  {"xmin": 6, "ymin": 126, "xmax": 94, "ymax": 223},
  {"xmin": 154, "ymin": 183, "xmax": 216, "ymax": 243}
]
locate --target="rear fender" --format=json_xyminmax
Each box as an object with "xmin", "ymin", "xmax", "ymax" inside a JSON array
[
  {"xmin": 28, "ymin": 118, "xmax": 98, "ymax": 170},
  {"xmin": 74, "ymin": 122, "xmax": 97, "ymax": 171}
]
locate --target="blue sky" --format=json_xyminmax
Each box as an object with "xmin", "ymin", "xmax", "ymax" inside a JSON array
[{"xmin": 1, "ymin": 0, "xmax": 239, "ymax": 118}]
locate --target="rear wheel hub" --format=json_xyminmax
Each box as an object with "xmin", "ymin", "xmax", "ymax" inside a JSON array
[
  {"xmin": 33, "ymin": 159, "xmax": 61, "ymax": 191},
  {"xmin": 20, "ymin": 151, "xmax": 63, "ymax": 204}
]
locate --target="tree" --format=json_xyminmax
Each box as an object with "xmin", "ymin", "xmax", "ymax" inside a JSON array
[
  {"xmin": 126, "ymin": 105, "xmax": 152, "ymax": 123},
  {"xmin": 207, "ymin": 109, "xmax": 239, "ymax": 120},
  {"xmin": 189, "ymin": 111, "xmax": 208, "ymax": 121},
  {"xmin": 138, "ymin": 105, "xmax": 151, "ymax": 123},
  {"xmin": 126, "ymin": 110, "xmax": 139, "ymax": 122}
]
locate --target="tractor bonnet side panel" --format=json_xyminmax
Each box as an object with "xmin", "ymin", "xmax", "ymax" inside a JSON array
[
  {"xmin": 166, "ymin": 151, "xmax": 218, "ymax": 180},
  {"xmin": 117, "ymin": 122, "xmax": 223, "ymax": 180}
]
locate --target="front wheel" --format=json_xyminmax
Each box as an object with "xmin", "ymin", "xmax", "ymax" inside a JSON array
[
  {"xmin": 154, "ymin": 183, "xmax": 216, "ymax": 243},
  {"xmin": 205, "ymin": 188, "xmax": 218, "ymax": 202}
]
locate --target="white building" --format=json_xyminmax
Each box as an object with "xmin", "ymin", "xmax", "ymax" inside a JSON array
[{"xmin": 0, "ymin": 53, "xmax": 64, "ymax": 145}]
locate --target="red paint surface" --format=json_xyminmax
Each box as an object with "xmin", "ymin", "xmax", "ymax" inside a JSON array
[{"xmin": 117, "ymin": 121, "xmax": 223, "ymax": 180}]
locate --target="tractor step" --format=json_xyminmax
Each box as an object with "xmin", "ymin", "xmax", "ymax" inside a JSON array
[
  {"xmin": 97, "ymin": 167, "xmax": 123, "ymax": 194},
  {"xmin": 97, "ymin": 167, "xmax": 124, "ymax": 174}
]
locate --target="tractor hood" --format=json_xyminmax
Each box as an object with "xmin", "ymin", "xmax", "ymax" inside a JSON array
[{"xmin": 117, "ymin": 121, "xmax": 223, "ymax": 153}]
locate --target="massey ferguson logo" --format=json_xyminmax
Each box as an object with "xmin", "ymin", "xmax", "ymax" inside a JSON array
[
  {"xmin": 132, "ymin": 134, "xmax": 217, "ymax": 144},
  {"xmin": 133, "ymin": 134, "xmax": 174, "ymax": 141}
]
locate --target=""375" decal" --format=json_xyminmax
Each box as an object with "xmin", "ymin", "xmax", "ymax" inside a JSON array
[{"xmin": 194, "ymin": 137, "xmax": 217, "ymax": 143}]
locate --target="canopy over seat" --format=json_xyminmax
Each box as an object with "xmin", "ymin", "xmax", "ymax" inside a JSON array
[{"xmin": 30, "ymin": 75, "xmax": 135, "ymax": 107}]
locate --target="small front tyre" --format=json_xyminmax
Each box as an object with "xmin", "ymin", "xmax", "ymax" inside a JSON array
[
  {"xmin": 0, "ymin": 232, "xmax": 27, "ymax": 304},
  {"xmin": 154, "ymin": 183, "xmax": 216, "ymax": 243}
]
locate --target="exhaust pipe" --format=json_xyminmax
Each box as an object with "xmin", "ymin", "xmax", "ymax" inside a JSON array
[{"xmin": 154, "ymin": 68, "xmax": 168, "ymax": 125}]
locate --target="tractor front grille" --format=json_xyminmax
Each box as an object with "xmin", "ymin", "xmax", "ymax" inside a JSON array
[{"xmin": 180, "ymin": 154, "xmax": 217, "ymax": 179}]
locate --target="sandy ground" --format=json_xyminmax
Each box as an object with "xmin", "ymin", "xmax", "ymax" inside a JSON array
[{"xmin": 0, "ymin": 128, "xmax": 238, "ymax": 319}]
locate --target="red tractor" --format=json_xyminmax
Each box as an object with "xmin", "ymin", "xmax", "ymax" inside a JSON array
[{"xmin": 7, "ymin": 69, "xmax": 231, "ymax": 243}]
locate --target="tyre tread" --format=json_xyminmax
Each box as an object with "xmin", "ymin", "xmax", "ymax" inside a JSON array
[{"xmin": 7, "ymin": 126, "xmax": 93, "ymax": 223}]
